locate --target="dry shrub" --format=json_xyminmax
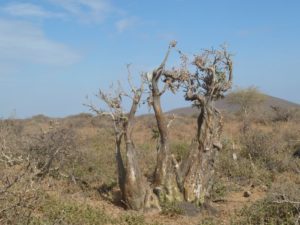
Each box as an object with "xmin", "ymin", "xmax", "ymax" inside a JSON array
[
  {"xmin": 270, "ymin": 106, "xmax": 299, "ymax": 122},
  {"xmin": 170, "ymin": 142, "xmax": 190, "ymax": 162},
  {"xmin": 0, "ymin": 119, "xmax": 24, "ymax": 158},
  {"xmin": 217, "ymin": 151, "xmax": 272, "ymax": 186},
  {"xmin": 25, "ymin": 122, "xmax": 80, "ymax": 179},
  {"xmin": 0, "ymin": 161, "xmax": 40, "ymax": 225},
  {"xmin": 0, "ymin": 120, "xmax": 41, "ymax": 225},
  {"xmin": 269, "ymin": 175, "xmax": 300, "ymax": 202},
  {"xmin": 62, "ymin": 126, "xmax": 118, "ymax": 192},
  {"xmin": 216, "ymin": 123, "xmax": 300, "ymax": 186},
  {"xmin": 233, "ymin": 176, "xmax": 300, "ymax": 225},
  {"xmin": 33, "ymin": 194, "xmax": 112, "ymax": 225},
  {"xmin": 234, "ymin": 198, "xmax": 298, "ymax": 225},
  {"xmin": 216, "ymin": 137, "xmax": 273, "ymax": 186},
  {"xmin": 240, "ymin": 127, "xmax": 299, "ymax": 173}
]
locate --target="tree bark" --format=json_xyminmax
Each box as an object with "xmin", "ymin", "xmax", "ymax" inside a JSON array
[
  {"xmin": 122, "ymin": 94, "xmax": 147, "ymax": 210},
  {"xmin": 121, "ymin": 93, "xmax": 161, "ymax": 211},
  {"xmin": 151, "ymin": 75, "xmax": 182, "ymax": 202},
  {"xmin": 179, "ymin": 102, "xmax": 223, "ymax": 205},
  {"xmin": 115, "ymin": 133, "xmax": 126, "ymax": 198}
]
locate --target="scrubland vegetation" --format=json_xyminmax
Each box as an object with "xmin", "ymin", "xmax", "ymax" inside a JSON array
[{"xmin": 1, "ymin": 101, "xmax": 299, "ymax": 224}]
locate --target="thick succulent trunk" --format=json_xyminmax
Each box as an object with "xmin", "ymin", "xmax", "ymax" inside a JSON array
[
  {"xmin": 115, "ymin": 134, "xmax": 126, "ymax": 197},
  {"xmin": 122, "ymin": 139, "xmax": 161, "ymax": 211},
  {"xmin": 152, "ymin": 80, "xmax": 182, "ymax": 202},
  {"xmin": 119, "ymin": 94, "xmax": 160, "ymax": 211},
  {"xmin": 123, "ymin": 139, "xmax": 147, "ymax": 210},
  {"xmin": 179, "ymin": 102, "xmax": 222, "ymax": 205}
]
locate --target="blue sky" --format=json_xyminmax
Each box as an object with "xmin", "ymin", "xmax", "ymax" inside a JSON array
[{"xmin": 0, "ymin": 0, "xmax": 299, "ymax": 118}]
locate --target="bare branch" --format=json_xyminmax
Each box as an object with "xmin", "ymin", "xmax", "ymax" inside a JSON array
[
  {"xmin": 167, "ymin": 114, "xmax": 176, "ymax": 129},
  {"xmin": 153, "ymin": 40, "xmax": 177, "ymax": 81},
  {"xmin": 127, "ymin": 64, "xmax": 138, "ymax": 94},
  {"xmin": 181, "ymin": 45, "xmax": 233, "ymax": 106}
]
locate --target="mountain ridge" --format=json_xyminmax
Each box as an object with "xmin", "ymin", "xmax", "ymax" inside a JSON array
[{"xmin": 167, "ymin": 94, "xmax": 300, "ymax": 116}]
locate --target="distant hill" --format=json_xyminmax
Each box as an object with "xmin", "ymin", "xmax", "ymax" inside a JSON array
[{"xmin": 168, "ymin": 95, "xmax": 300, "ymax": 116}]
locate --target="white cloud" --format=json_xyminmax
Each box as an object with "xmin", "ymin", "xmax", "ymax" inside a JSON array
[
  {"xmin": 1, "ymin": 0, "xmax": 115, "ymax": 23},
  {"xmin": 49, "ymin": 0, "xmax": 114, "ymax": 23},
  {"xmin": 115, "ymin": 17, "xmax": 137, "ymax": 33},
  {"xmin": 2, "ymin": 3, "xmax": 64, "ymax": 19},
  {"xmin": 0, "ymin": 19, "xmax": 81, "ymax": 66},
  {"xmin": 1, "ymin": 1, "xmax": 139, "ymax": 31}
]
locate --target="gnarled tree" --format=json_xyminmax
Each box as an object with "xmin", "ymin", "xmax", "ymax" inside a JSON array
[
  {"xmin": 90, "ymin": 42, "xmax": 233, "ymax": 210},
  {"xmin": 87, "ymin": 74, "xmax": 160, "ymax": 211},
  {"xmin": 148, "ymin": 43, "xmax": 233, "ymax": 205},
  {"xmin": 147, "ymin": 41, "xmax": 183, "ymax": 202},
  {"xmin": 178, "ymin": 47, "xmax": 233, "ymax": 205}
]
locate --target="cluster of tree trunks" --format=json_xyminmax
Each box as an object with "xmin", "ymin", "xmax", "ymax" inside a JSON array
[{"xmin": 91, "ymin": 42, "xmax": 233, "ymax": 211}]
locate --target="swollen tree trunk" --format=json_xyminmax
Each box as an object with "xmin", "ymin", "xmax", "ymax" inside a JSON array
[
  {"xmin": 92, "ymin": 82, "xmax": 161, "ymax": 211},
  {"xmin": 115, "ymin": 133, "xmax": 126, "ymax": 198},
  {"xmin": 122, "ymin": 94, "xmax": 147, "ymax": 210},
  {"xmin": 145, "ymin": 41, "xmax": 183, "ymax": 202},
  {"xmin": 151, "ymin": 73, "xmax": 182, "ymax": 202},
  {"xmin": 121, "ymin": 92, "xmax": 161, "ymax": 211},
  {"xmin": 179, "ymin": 102, "xmax": 222, "ymax": 205},
  {"xmin": 123, "ymin": 140, "xmax": 146, "ymax": 210},
  {"xmin": 175, "ymin": 46, "xmax": 232, "ymax": 205}
]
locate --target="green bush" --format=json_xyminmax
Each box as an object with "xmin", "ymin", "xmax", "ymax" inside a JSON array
[
  {"xmin": 198, "ymin": 217, "xmax": 219, "ymax": 225},
  {"xmin": 240, "ymin": 128, "xmax": 299, "ymax": 174},
  {"xmin": 160, "ymin": 201, "xmax": 184, "ymax": 217},
  {"xmin": 233, "ymin": 198, "xmax": 298, "ymax": 225},
  {"xmin": 170, "ymin": 142, "xmax": 190, "ymax": 162},
  {"xmin": 233, "ymin": 178, "xmax": 300, "ymax": 225},
  {"xmin": 122, "ymin": 214, "xmax": 146, "ymax": 225},
  {"xmin": 216, "ymin": 146, "xmax": 273, "ymax": 186},
  {"xmin": 210, "ymin": 180, "xmax": 228, "ymax": 201},
  {"xmin": 33, "ymin": 196, "xmax": 112, "ymax": 225}
]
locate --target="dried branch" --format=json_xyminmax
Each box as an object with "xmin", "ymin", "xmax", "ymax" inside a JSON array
[
  {"xmin": 153, "ymin": 40, "xmax": 177, "ymax": 81},
  {"xmin": 273, "ymin": 193, "xmax": 300, "ymax": 206},
  {"xmin": 180, "ymin": 45, "xmax": 233, "ymax": 107},
  {"xmin": 127, "ymin": 64, "xmax": 137, "ymax": 93},
  {"xmin": 167, "ymin": 114, "xmax": 176, "ymax": 129}
]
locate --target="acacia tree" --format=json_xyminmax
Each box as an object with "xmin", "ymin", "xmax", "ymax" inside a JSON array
[
  {"xmin": 90, "ymin": 42, "xmax": 233, "ymax": 210},
  {"xmin": 227, "ymin": 86, "xmax": 265, "ymax": 132}
]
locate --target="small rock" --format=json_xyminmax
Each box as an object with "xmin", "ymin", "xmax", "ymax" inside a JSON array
[
  {"xmin": 232, "ymin": 153, "xmax": 237, "ymax": 161},
  {"xmin": 153, "ymin": 186, "xmax": 162, "ymax": 197},
  {"xmin": 261, "ymin": 185, "xmax": 268, "ymax": 192},
  {"xmin": 243, "ymin": 191, "xmax": 252, "ymax": 198},
  {"xmin": 293, "ymin": 148, "xmax": 300, "ymax": 158}
]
